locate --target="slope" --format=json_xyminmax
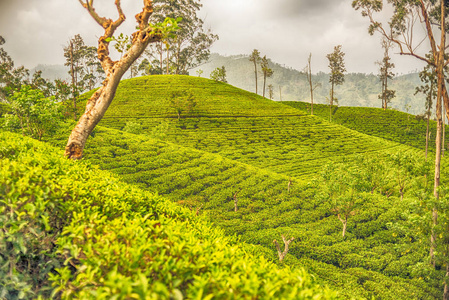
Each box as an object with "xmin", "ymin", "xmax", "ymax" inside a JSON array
[
  {"xmin": 90, "ymin": 75, "xmax": 410, "ymax": 181},
  {"xmin": 1, "ymin": 130, "xmax": 334, "ymax": 299},
  {"xmin": 54, "ymin": 74, "xmax": 448, "ymax": 298},
  {"xmin": 59, "ymin": 124, "xmax": 442, "ymax": 299},
  {"xmin": 283, "ymin": 101, "xmax": 442, "ymax": 152}
]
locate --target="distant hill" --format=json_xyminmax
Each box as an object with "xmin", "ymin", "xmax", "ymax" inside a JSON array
[
  {"xmin": 191, "ymin": 53, "xmax": 426, "ymax": 115},
  {"xmin": 31, "ymin": 64, "xmax": 69, "ymax": 81}
]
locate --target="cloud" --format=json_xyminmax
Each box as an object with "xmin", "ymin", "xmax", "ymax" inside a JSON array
[{"xmin": 0, "ymin": 0, "xmax": 427, "ymax": 74}]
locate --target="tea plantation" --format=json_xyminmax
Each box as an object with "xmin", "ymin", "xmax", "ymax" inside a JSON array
[
  {"xmin": 89, "ymin": 76, "xmax": 408, "ymax": 181},
  {"xmin": 4, "ymin": 74, "xmax": 449, "ymax": 298},
  {"xmin": 0, "ymin": 131, "xmax": 336, "ymax": 299},
  {"xmin": 52, "ymin": 75, "xmax": 448, "ymax": 298},
  {"xmin": 283, "ymin": 101, "xmax": 442, "ymax": 153}
]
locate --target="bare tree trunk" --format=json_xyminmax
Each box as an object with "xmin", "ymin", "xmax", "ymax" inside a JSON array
[
  {"xmin": 330, "ymin": 82, "xmax": 334, "ymax": 122},
  {"xmin": 384, "ymin": 72, "xmax": 388, "ymax": 110},
  {"xmin": 273, "ymin": 235, "xmax": 295, "ymax": 262},
  {"xmin": 288, "ymin": 178, "xmax": 292, "ymax": 193},
  {"xmin": 337, "ymin": 214, "xmax": 347, "ymax": 237},
  {"xmin": 160, "ymin": 42, "xmax": 163, "ymax": 74},
  {"xmin": 166, "ymin": 46, "xmax": 170, "ymax": 75},
  {"xmin": 254, "ymin": 61, "xmax": 258, "ymax": 95},
  {"xmin": 308, "ymin": 54, "xmax": 314, "ymax": 115},
  {"xmin": 69, "ymin": 41, "xmax": 77, "ymax": 120},
  {"xmin": 430, "ymin": 0, "xmax": 446, "ymax": 265},
  {"xmin": 65, "ymin": 0, "xmax": 162, "ymax": 159},
  {"xmin": 233, "ymin": 191, "xmax": 239, "ymax": 212},
  {"xmin": 426, "ymin": 114, "xmax": 430, "ymax": 160},
  {"xmin": 443, "ymin": 105, "xmax": 446, "ymax": 157},
  {"xmin": 263, "ymin": 73, "xmax": 266, "ymax": 98},
  {"xmin": 279, "ymin": 86, "xmax": 282, "ymax": 102}
]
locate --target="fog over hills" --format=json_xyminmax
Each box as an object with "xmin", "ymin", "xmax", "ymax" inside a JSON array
[
  {"xmin": 191, "ymin": 53, "xmax": 426, "ymax": 116},
  {"xmin": 34, "ymin": 53, "xmax": 429, "ymax": 116}
]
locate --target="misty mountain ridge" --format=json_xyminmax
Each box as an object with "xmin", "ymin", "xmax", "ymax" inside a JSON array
[
  {"xmin": 33, "ymin": 54, "xmax": 428, "ymax": 116},
  {"xmin": 31, "ymin": 64, "xmax": 70, "ymax": 81},
  {"xmin": 191, "ymin": 53, "xmax": 426, "ymax": 116}
]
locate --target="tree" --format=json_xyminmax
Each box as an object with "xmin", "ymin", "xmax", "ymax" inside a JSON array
[
  {"xmin": 138, "ymin": 57, "xmax": 162, "ymax": 75},
  {"xmin": 3, "ymin": 85, "xmax": 62, "ymax": 140},
  {"xmin": 249, "ymin": 49, "xmax": 261, "ymax": 94},
  {"xmin": 304, "ymin": 53, "xmax": 320, "ymax": 115},
  {"xmin": 30, "ymin": 70, "xmax": 55, "ymax": 97},
  {"xmin": 64, "ymin": 35, "xmax": 105, "ymax": 119},
  {"xmin": 268, "ymin": 84, "xmax": 274, "ymax": 100},
  {"xmin": 168, "ymin": 91, "xmax": 196, "ymax": 120},
  {"xmin": 210, "ymin": 66, "xmax": 227, "ymax": 83},
  {"xmin": 81, "ymin": 45, "xmax": 105, "ymax": 90},
  {"xmin": 318, "ymin": 164, "xmax": 363, "ymax": 238},
  {"xmin": 65, "ymin": 0, "xmax": 179, "ymax": 159},
  {"xmin": 377, "ymin": 38, "xmax": 395, "ymax": 110},
  {"xmin": 326, "ymin": 45, "xmax": 346, "ymax": 122},
  {"xmin": 353, "ymin": 1, "xmax": 449, "ymax": 293},
  {"xmin": 147, "ymin": 0, "xmax": 218, "ymax": 75},
  {"xmin": 260, "ymin": 55, "xmax": 273, "ymax": 99},
  {"xmin": 0, "ymin": 36, "xmax": 29, "ymax": 100},
  {"xmin": 415, "ymin": 63, "xmax": 437, "ymax": 160},
  {"xmin": 64, "ymin": 34, "xmax": 85, "ymax": 119},
  {"xmin": 273, "ymin": 235, "xmax": 295, "ymax": 262}
]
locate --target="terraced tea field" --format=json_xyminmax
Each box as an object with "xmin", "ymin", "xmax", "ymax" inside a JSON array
[
  {"xmin": 94, "ymin": 75, "xmax": 410, "ymax": 181},
  {"xmin": 72, "ymin": 124, "xmax": 442, "ymax": 299},
  {"xmin": 283, "ymin": 101, "xmax": 442, "ymax": 152},
  {"xmin": 53, "ymin": 75, "xmax": 448, "ymax": 298}
]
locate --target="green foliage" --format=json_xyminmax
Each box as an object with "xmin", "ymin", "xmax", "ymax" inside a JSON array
[
  {"xmin": 147, "ymin": 0, "xmax": 218, "ymax": 74},
  {"xmin": 168, "ymin": 90, "xmax": 197, "ymax": 120},
  {"xmin": 1, "ymin": 131, "xmax": 335, "ymax": 299},
  {"xmin": 0, "ymin": 36, "xmax": 29, "ymax": 100},
  {"xmin": 2, "ymin": 85, "xmax": 63, "ymax": 140},
  {"xmin": 48, "ymin": 123, "xmax": 442, "ymax": 298},
  {"xmin": 122, "ymin": 119, "xmax": 143, "ymax": 134},
  {"xmin": 316, "ymin": 164, "xmax": 365, "ymax": 237},
  {"xmin": 326, "ymin": 45, "xmax": 346, "ymax": 119},
  {"xmin": 210, "ymin": 66, "xmax": 227, "ymax": 83}
]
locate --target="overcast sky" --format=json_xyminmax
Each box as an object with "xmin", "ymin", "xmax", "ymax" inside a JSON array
[{"xmin": 0, "ymin": 0, "xmax": 429, "ymax": 74}]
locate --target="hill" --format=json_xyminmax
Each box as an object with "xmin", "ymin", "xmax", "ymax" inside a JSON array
[
  {"xmin": 0, "ymin": 130, "xmax": 335, "ymax": 299},
  {"xmin": 54, "ymin": 75, "xmax": 449, "ymax": 298},
  {"xmin": 190, "ymin": 53, "xmax": 425, "ymax": 115},
  {"xmin": 86, "ymin": 75, "xmax": 410, "ymax": 181},
  {"xmin": 31, "ymin": 64, "xmax": 69, "ymax": 81}
]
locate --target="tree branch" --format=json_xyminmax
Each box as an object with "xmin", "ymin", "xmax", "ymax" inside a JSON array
[{"xmin": 273, "ymin": 234, "xmax": 295, "ymax": 262}]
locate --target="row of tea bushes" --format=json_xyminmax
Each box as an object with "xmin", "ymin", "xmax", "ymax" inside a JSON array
[
  {"xmin": 69, "ymin": 126, "xmax": 444, "ymax": 298},
  {"xmin": 283, "ymin": 101, "xmax": 441, "ymax": 152}
]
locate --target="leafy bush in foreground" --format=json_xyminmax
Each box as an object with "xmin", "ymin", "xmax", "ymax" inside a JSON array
[{"xmin": 0, "ymin": 130, "xmax": 335, "ymax": 299}]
